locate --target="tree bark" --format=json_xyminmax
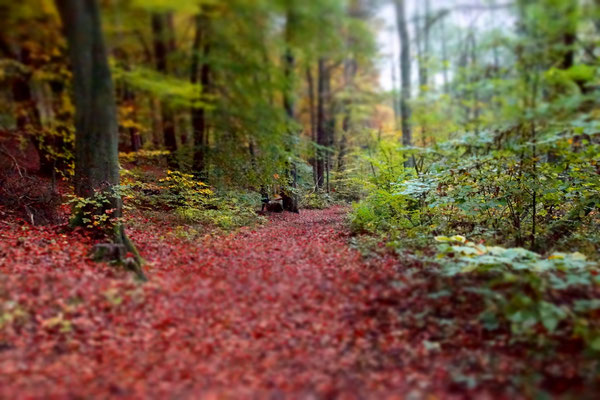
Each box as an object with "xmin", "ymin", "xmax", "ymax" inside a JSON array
[
  {"xmin": 316, "ymin": 58, "xmax": 331, "ymax": 188},
  {"xmin": 281, "ymin": 6, "xmax": 299, "ymax": 213},
  {"xmin": 56, "ymin": 0, "xmax": 120, "ymax": 199},
  {"xmin": 190, "ymin": 12, "xmax": 210, "ymax": 176},
  {"xmin": 306, "ymin": 66, "xmax": 318, "ymax": 186},
  {"xmin": 560, "ymin": 2, "xmax": 577, "ymax": 69},
  {"xmin": 441, "ymin": 18, "xmax": 450, "ymax": 95},
  {"xmin": 394, "ymin": 0, "xmax": 413, "ymax": 166},
  {"xmin": 56, "ymin": 0, "xmax": 145, "ymax": 279},
  {"xmin": 152, "ymin": 13, "xmax": 177, "ymax": 163},
  {"xmin": 0, "ymin": 38, "xmax": 55, "ymax": 176},
  {"xmin": 123, "ymin": 86, "xmax": 142, "ymax": 152}
]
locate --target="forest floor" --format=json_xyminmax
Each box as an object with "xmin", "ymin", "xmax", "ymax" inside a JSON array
[{"xmin": 0, "ymin": 207, "xmax": 595, "ymax": 399}]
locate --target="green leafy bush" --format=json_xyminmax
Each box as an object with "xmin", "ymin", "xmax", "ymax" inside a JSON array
[
  {"xmin": 121, "ymin": 169, "xmax": 263, "ymax": 231},
  {"xmin": 301, "ymin": 192, "xmax": 335, "ymax": 210},
  {"xmin": 434, "ymin": 235, "xmax": 600, "ymax": 350}
]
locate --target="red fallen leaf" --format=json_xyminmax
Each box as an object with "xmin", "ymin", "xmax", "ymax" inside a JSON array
[{"xmin": 0, "ymin": 206, "xmax": 595, "ymax": 399}]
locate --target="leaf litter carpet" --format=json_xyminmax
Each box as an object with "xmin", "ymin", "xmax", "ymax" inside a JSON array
[{"xmin": 1, "ymin": 207, "xmax": 589, "ymax": 398}]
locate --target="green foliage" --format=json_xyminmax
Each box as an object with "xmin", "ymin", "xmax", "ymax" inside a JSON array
[
  {"xmin": 301, "ymin": 192, "xmax": 334, "ymax": 210},
  {"xmin": 113, "ymin": 66, "xmax": 210, "ymax": 108},
  {"xmin": 349, "ymin": 0, "xmax": 600, "ymax": 359},
  {"xmin": 121, "ymin": 169, "xmax": 263, "ymax": 231},
  {"xmin": 119, "ymin": 150, "xmax": 171, "ymax": 164},
  {"xmin": 434, "ymin": 236, "xmax": 600, "ymax": 350},
  {"xmin": 67, "ymin": 190, "xmax": 120, "ymax": 230},
  {"xmin": 157, "ymin": 170, "xmax": 214, "ymax": 207}
]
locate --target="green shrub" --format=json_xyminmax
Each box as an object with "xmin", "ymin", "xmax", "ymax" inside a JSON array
[
  {"xmin": 434, "ymin": 235, "xmax": 600, "ymax": 351},
  {"xmin": 301, "ymin": 192, "xmax": 334, "ymax": 210},
  {"xmin": 121, "ymin": 169, "xmax": 264, "ymax": 231}
]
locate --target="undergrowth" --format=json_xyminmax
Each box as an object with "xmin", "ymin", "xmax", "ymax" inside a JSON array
[
  {"xmin": 349, "ymin": 124, "xmax": 600, "ymax": 361},
  {"xmin": 121, "ymin": 168, "xmax": 265, "ymax": 233}
]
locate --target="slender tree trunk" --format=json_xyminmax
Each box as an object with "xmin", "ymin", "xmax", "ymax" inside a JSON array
[
  {"xmin": 12, "ymin": 48, "xmax": 41, "ymax": 132},
  {"xmin": 441, "ymin": 18, "xmax": 449, "ymax": 95},
  {"xmin": 152, "ymin": 13, "xmax": 177, "ymax": 162},
  {"xmin": 422, "ymin": 0, "xmax": 431, "ymax": 91},
  {"xmin": 395, "ymin": 0, "xmax": 413, "ymax": 166},
  {"xmin": 340, "ymin": 56, "xmax": 357, "ymax": 172},
  {"xmin": 469, "ymin": 33, "xmax": 480, "ymax": 134},
  {"xmin": 391, "ymin": 56, "xmax": 401, "ymax": 126},
  {"xmin": 281, "ymin": 6, "xmax": 299, "ymax": 213},
  {"xmin": 316, "ymin": 58, "xmax": 331, "ymax": 189},
  {"xmin": 560, "ymin": 3, "xmax": 577, "ymax": 69},
  {"xmin": 306, "ymin": 65, "xmax": 318, "ymax": 186},
  {"xmin": 190, "ymin": 12, "xmax": 210, "ymax": 176},
  {"xmin": 415, "ymin": 5, "xmax": 425, "ymax": 94},
  {"xmin": 123, "ymin": 87, "xmax": 141, "ymax": 152},
  {"xmin": 4, "ymin": 43, "xmax": 54, "ymax": 175}
]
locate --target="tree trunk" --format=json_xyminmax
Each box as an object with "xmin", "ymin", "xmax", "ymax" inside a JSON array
[
  {"xmin": 281, "ymin": 6, "xmax": 299, "ymax": 213},
  {"xmin": 395, "ymin": 0, "xmax": 413, "ymax": 167},
  {"xmin": 340, "ymin": 57, "xmax": 357, "ymax": 172},
  {"xmin": 391, "ymin": 56, "xmax": 401, "ymax": 127},
  {"xmin": 306, "ymin": 66, "xmax": 318, "ymax": 186},
  {"xmin": 56, "ymin": 0, "xmax": 145, "ymax": 279},
  {"xmin": 152, "ymin": 13, "xmax": 177, "ymax": 163},
  {"xmin": 190, "ymin": 12, "xmax": 210, "ymax": 176},
  {"xmin": 441, "ymin": 18, "xmax": 449, "ymax": 95},
  {"xmin": 56, "ymin": 0, "xmax": 120, "ymax": 199},
  {"xmin": 3, "ymin": 42, "xmax": 54, "ymax": 176},
  {"xmin": 316, "ymin": 58, "xmax": 331, "ymax": 188},
  {"xmin": 560, "ymin": 3, "xmax": 577, "ymax": 69},
  {"xmin": 123, "ymin": 86, "xmax": 142, "ymax": 152},
  {"xmin": 469, "ymin": 33, "xmax": 480, "ymax": 133}
]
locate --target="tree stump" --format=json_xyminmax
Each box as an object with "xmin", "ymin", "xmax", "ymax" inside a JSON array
[
  {"xmin": 90, "ymin": 242, "xmax": 147, "ymax": 281},
  {"xmin": 91, "ymin": 243, "xmax": 126, "ymax": 263},
  {"xmin": 266, "ymin": 201, "xmax": 284, "ymax": 213}
]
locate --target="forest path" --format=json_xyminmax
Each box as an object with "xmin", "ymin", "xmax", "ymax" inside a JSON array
[
  {"xmin": 128, "ymin": 206, "xmax": 409, "ymax": 397},
  {"xmin": 1, "ymin": 207, "xmax": 450, "ymax": 398}
]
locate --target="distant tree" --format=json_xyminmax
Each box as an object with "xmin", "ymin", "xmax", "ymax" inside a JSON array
[
  {"xmin": 190, "ymin": 10, "xmax": 211, "ymax": 176},
  {"xmin": 316, "ymin": 58, "xmax": 331, "ymax": 189},
  {"xmin": 151, "ymin": 12, "xmax": 177, "ymax": 164},
  {"xmin": 394, "ymin": 0, "xmax": 413, "ymax": 166},
  {"xmin": 281, "ymin": 3, "xmax": 299, "ymax": 213}
]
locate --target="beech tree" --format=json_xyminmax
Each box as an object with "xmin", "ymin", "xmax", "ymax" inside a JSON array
[
  {"xmin": 55, "ymin": 0, "xmax": 144, "ymax": 277},
  {"xmin": 152, "ymin": 12, "xmax": 177, "ymax": 163},
  {"xmin": 190, "ymin": 10, "xmax": 211, "ymax": 176},
  {"xmin": 394, "ymin": 0, "xmax": 413, "ymax": 166}
]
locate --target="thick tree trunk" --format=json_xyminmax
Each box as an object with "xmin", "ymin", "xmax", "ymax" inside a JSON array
[
  {"xmin": 56, "ymin": 0, "xmax": 145, "ymax": 279},
  {"xmin": 56, "ymin": 0, "xmax": 120, "ymax": 199},
  {"xmin": 395, "ymin": 0, "xmax": 413, "ymax": 166},
  {"xmin": 190, "ymin": 13, "xmax": 210, "ymax": 176},
  {"xmin": 152, "ymin": 13, "xmax": 177, "ymax": 162}
]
